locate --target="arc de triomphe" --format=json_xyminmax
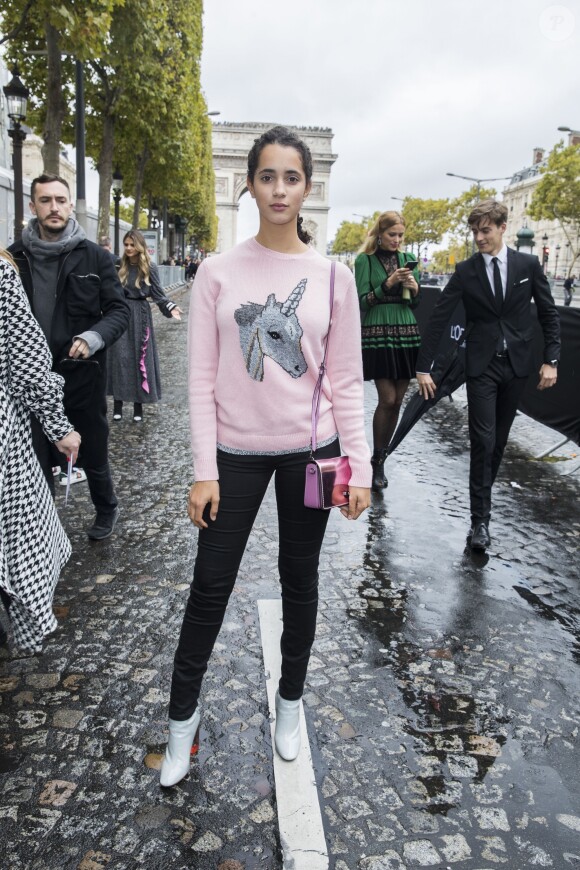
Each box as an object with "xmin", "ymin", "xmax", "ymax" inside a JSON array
[{"xmin": 212, "ymin": 122, "xmax": 337, "ymax": 256}]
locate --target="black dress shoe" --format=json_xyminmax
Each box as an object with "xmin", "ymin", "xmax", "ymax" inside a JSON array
[
  {"xmin": 470, "ymin": 521, "xmax": 490, "ymax": 551},
  {"xmin": 87, "ymin": 507, "xmax": 120, "ymax": 541}
]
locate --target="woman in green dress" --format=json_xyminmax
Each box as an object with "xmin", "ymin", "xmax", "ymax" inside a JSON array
[{"xmin": 354, "ymin": 211, "xmax": 421, "ymax": 491}]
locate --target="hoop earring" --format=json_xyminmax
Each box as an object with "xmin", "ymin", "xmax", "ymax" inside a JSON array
[{"xmin": 377, "ymin": 237, "xmax": 381, "ymax": 247}]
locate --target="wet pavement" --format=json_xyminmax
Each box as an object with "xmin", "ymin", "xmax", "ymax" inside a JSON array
[{"xmin": 1, "ymin": 284, "xmax": 579, "ymax": 869}]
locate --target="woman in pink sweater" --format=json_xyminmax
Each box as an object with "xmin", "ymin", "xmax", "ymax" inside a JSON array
[{"xmin": 160, "ymin": 126, "xmax": 371, "ymax": 787}]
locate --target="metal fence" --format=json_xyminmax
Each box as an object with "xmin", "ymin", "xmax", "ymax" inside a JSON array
[{"xmin": 156, "ymin": 265, "xmax": 186, "ymax": 288}]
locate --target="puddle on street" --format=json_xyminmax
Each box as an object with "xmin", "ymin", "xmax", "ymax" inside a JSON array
[{"xmin": 344, "ymin": 409, "xmax": 580, "ymax": 846}]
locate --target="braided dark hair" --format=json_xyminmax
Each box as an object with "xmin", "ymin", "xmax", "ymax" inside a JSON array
[{"xmin": 247, "ymin": 126, "xmax": 313, "ymax": 245}]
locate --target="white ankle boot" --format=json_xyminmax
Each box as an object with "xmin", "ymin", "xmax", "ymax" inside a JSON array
[
  {"xmin": 274, "ymin": 691, "xmax": 301, "ymax": 761},
  {"xmin": 159, "ymin": 708, "xmax": 201, "ymax": 787}
]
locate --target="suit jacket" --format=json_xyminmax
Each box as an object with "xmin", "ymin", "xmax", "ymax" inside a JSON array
[{"xmin": 416, "ymin": 248, "xmax": 561, "ymax": 378}]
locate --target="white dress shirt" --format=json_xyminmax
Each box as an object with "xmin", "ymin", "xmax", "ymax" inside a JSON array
[{"xmin": 482, "ymin": 244, "xmax": 509, "ymax": 299}]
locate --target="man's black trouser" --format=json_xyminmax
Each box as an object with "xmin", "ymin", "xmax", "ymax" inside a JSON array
[
  {"xmin": 169, "ymin": 440, "xmax": 340, "ymax": 721},
  {"xmin": 31, "ymin": 389, "xmax": 117, "ymax": 515},
  {"xmin": 466, "ymin": 354, "xmax": 528, "ymax": 524}
]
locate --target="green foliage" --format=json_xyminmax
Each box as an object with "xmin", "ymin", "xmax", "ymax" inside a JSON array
[
  {"xmin": 447, "ymin": 184, "xmax": 498, "ymax": 239},
  {"xmin": 528, "ymin": 142, "xmax": 580, "ymax": 273},
  {"xmin": 429, "ymin": 239, "xmax": 471, "ymax": 273},
  {"xmin": 1, "ymin": 0, "xmax": 216, "ymax": 248},
  {"xmin": 1, "ymin": 0, "xmax": 124, "ymax": 130},
  {"xmin": 331, "ymin": 212, "xmax": 380, "ymax": 255},
  {"xmin": 117, "ymin": 201, "xmax": 148, "ymax": 229},
  {"xmin": 399, "ymin": 197, "xmax": 452, "ymax": 250},
  {"xmin": 332, "ymin": 221, "xmax": 367, "ymax": 254}
]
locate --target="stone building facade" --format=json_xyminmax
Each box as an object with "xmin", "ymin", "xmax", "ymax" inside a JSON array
[{"xmin": 502, "ymin": 132, "xmax": 580, "ymax": 277}]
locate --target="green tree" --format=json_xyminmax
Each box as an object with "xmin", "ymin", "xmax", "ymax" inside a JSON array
[
  {"xmin": 399, "ymin": 197, "xmax": 452, "ymax": 253},
  {"xmin": 447, "ymin": 184, "xmax": 498, "ymax": 242},
  {"xmin": 332, "ymin": 221, "xmax": 367, "ymax": 255},
  {"xmin": 118, "ymin": 201, "xmax": 148, "ymax": 230},
  {"xmin": 2, "ymin": 0, "xmax": 215, "ymax": 247},
  {"xmin": 528, "ymin": 142, "xmax": 580, "ymax": 275},
  {"xmin": 83, "ymin": 0, "xmax": 212, "ymax": 241},
  {"xmin": 429, "ymin": 239, "xmax": 471, "ymax": 273},
  {"xmin": 1, "ymin": 1, "xmax": 123, "ymax": 172}
]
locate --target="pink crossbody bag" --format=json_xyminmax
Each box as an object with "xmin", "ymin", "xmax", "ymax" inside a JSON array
[{"xmin": 304, "ymin": 262, "xmax": 352, "ymax": 509}]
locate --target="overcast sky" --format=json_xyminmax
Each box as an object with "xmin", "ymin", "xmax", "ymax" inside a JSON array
[{"xmin": 201, "ymin": 0, "xmax": 579, "ymax": 243}]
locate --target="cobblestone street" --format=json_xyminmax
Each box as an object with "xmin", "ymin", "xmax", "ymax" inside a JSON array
[{"xmin": 1, "ymin": 285, "xmax": 579, "ymax": 869}]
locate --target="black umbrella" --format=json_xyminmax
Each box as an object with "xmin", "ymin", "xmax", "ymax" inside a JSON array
[{"xmin": 387, "ymin": 347, "xmax": 466, "ymax": 455}]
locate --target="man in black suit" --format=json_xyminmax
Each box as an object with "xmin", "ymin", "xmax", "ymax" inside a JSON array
[{"xmin": 416, "ymin": 200, "xmax": 560, "ymax": 551}]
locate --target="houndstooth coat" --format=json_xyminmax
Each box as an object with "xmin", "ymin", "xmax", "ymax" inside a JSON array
[{"xmin": 0, "ymin": 258, "xmax": 72, "ymax": 653}]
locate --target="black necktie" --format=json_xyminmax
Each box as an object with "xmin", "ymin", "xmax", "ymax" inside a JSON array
[{"xmin": 492, "ymin": 257, "xmax": 503, "ymax": 310}]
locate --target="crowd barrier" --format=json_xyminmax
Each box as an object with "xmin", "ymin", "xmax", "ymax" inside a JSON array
[
  {"xmin": 156, "ymin": 265, "xmax": 186, "ymax": 288},
  {"xmin": 414, "ymin": 287, "xmax": 580, "ymax": 446}
]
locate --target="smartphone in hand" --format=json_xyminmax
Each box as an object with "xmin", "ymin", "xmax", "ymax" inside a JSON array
[{"xmin": 404, "ymin": 260, "xmax": 419, "ymax": 271}]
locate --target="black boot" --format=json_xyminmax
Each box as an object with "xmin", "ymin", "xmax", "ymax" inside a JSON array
[
  {"xmin": 371, "ymin": 449, "xmax": 388, "ymax": 491},
  {"xmin": 113, "ymin": 400, "xmax": 123, "ymax": 420},
  {"xmin": 133, "ymin": 402, "xmax": 143, "ymax": 421}
]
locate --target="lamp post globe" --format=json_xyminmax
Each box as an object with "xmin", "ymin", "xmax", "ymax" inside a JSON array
[{"xmin": 3, "ymin": 67, "xmax": 30, "ymax": 242}]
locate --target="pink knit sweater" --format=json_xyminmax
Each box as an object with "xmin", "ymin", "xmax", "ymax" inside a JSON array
[{"xmin": 188, "ymin": 238, "xmax": 371, "ymax": 487}]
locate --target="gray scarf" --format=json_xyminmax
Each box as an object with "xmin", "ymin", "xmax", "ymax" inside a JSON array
[{"xmin": 22, "ymin": 218, "xmax": 86, "ymax": 340}]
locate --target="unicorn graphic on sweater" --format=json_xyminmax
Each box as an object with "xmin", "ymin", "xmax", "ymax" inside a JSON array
[{"xmin": 234, "ymin": 278, "xmax": 308, "ymax": 382}]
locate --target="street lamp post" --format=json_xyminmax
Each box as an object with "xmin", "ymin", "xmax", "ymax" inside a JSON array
[
  {"xmin": 565, "ymin": 241, "xmax": 571, "ymax": 275},
  {"xmin": 555, "ymin": 244, "xmax": 561, "ymax": 277},
  {"xmin": 446, "ymin": 171, "xmax": 513, "ymax": 254},
  {"xmin": 75, "ymin": 59, "xmax": 87, "ymax": 231},
  {"xmin": 446, "ymin": 171, "xmax": 513, "ymax": 201},
  {"xmin": 3, "ymin": 67, "xmax": 29, "ymax": 242},
  {"xmin": 557, "ymin": 125, "xmax": 580, "ymax": 145},
  {"xmin": 151, "ymin": 201, "xmax": 159, "ymax": 229},
  {"xmin": 541, "ymin": 233, "xmax": 549, "ymax": 275},
  {"xmin": 111, "ymin": 167, "xmax": 123, "ymax": 256}
]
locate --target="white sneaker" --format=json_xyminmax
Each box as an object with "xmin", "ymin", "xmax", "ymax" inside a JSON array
[{"xmin": 59, "ymin": 467, "xmax": 87, "ymax": 486}]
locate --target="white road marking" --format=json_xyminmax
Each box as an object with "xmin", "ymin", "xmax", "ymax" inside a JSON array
[{"xmin": 258, "ymin": 599, "xmax": 329, "ymax": 870}]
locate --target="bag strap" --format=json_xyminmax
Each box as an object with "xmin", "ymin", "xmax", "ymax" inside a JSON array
[{"xmin": 310, "ymin": 261, "xmax": 336, "ymax": 454}]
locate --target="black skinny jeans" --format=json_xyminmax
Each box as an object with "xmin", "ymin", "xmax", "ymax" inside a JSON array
[{"xmin": 169, "ymin": 439, "xmax": 339, "ymax": 721}]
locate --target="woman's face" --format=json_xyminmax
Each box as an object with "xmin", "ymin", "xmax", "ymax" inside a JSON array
[
  {"xmin": 247, "ymin": 143, "xmax": 311, "ymax": 229},
  {"xmin": 380, "ymin": 223, "xmax": 405, "ymax": 252},
  {"xmin": 124, "ymin": 237, "xmax": 138, "ymax": 260}
]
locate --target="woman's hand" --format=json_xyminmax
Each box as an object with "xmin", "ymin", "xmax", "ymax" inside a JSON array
[
  {"xmin": 170, "ymin": 307, "xmax": 183, "ymax": 321},
  {"xmin": 401, "ymin": 271, "xmax": 419, "ymax": 294},
  {"xmin": 188, "ymin": 480, "xmax": 220, "ymax": 529},
  {"xmin": 340, "ymin": 486, "xmax": 371, "ymax": 520},
  {"xmin": 386, "ymin": 267, "xmax": 413, "ymax": 290},
  {"xmin": 55, "ymin": 430, "xmax": 81, "ymax": 461}
]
